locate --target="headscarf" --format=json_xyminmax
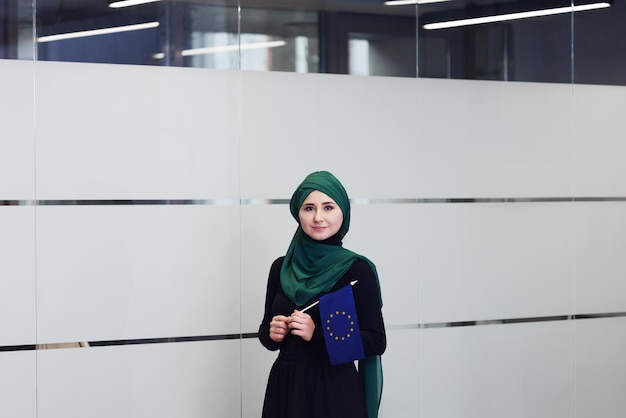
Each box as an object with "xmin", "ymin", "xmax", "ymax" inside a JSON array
[
  {"xmin": 279, "ymin": 170, "xmax": 383, "ymax": 418},
  {"xmin": 280, "ymin": 170, "xmax": 356, "ymax": 305}
]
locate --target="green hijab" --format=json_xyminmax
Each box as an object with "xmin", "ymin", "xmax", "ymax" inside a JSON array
[{"xmin": 279, "ymin": 170, "xmax": 383, "ymax": 418}]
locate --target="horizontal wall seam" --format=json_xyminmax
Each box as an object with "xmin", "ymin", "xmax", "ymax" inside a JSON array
[
  {"xmin": 2, "ymin": 312, "xmax": 624, "ymax": 353},
  {"xmin": 413, "ymin": 311, "xmax": 626, "ymax": 329},
  {"xmin": 2, "ymin": 197, "xmax": 626, "ymax": 206},
  {"xmin": 0, "ymin": 333, "xmax": 259, "ymax": 352}
]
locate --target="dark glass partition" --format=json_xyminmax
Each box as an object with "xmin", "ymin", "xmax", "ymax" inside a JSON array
[
  {"xmin": 1, "ymin": 0, "xmax": 624, "ymax": 83},
  {"xmin": 416, "ymin": 0, "xmax": 620, "ymax": 84},
  {"xmin": 417, "ymin": 0, "xmax": 574, "ymax": 82}
]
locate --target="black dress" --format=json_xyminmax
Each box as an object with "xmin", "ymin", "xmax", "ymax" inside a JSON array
[{"xmin": 258, "ymin": 242, "xmax": 386, "ymax": 418}]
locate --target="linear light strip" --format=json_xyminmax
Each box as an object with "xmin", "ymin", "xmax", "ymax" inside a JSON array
[
  {"xmin": 423, "ymin": 2, "xmax": 611, "ymax": 30},
  {"xmin": 181, "ymin": 40, "xmax": 287, "ymax": 57},
  {"xmin": 109, "ymin": 0, "xmax": 160, "ymax": 8},
  {"xmin": 36, "ymin": 21, "xmax": 159, "ymax": 43},
  {"xmin": 385, "ymin": 0, "xmax": 453, "ymax": 5}
]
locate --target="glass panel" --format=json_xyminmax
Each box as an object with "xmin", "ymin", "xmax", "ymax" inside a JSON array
[
  {"xmin": 29, "ymin": 0, "xmax": 418, "ymax": 76},
  {"xmin": 416, "ymin": 0, "xmax": 622, "ymax": 85},
  {"xmin": 35, "ymin": 0, "xmax": 163, "ymax": 65},
  {"xmin": 34, "ymin": 0, "xmax": 239, "ymax": 69},
  {"xmin": 239, "ymin": 2, "xmax": 416, "ymax": 76},
  {"xmin": 573, "ymin": 0, "xmax": 626, "ymax": 86},
  {"xmin": 239, "ymin": 7, "xmax": 319, "ymax": 72},
  {"xmin": 416, "ymin": 0, "xmax": 576, "ymax": 82},
  {"xmin": 183, "ymin": 2, "xmax": 239, "ymax": 70},
  {"xmin": 3, "ymin": 0, "xmax": 623, "ymax": 84},
  {"xmin": 1, "ymin": 0, "xmax": 33, "ymax": 59},
  {"xmin": 345, "ymin": 13, "xmax": 416, "ymax": 77}
]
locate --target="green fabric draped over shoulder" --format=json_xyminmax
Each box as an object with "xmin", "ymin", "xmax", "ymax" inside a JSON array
[{"xmin": 279, "ymin": 170, "xmax": 384, "ymax": 418}]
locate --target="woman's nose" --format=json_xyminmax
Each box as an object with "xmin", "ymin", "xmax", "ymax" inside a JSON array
[{"xmin": 314, "ymin": 210, "xmax": 323, "ymax": 221}]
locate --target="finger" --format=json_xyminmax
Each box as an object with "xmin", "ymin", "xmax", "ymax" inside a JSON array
[
  {"xmin": 272, "ymin": 316, "xmax": 290, "ymax": 328},
  {"xmin": 291, "ymin": 311, "xmax": 310, "ymax": 321},
  {"xmin": 289, "ymin": 314, "xmax": 303, "ymax": 324},
  {"xmin": 291, "ymin": 310, "xmax": 305, "ymax": 318}
]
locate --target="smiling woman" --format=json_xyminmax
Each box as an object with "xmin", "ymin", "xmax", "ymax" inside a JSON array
[{"xmin": 258, "ymin": 170, "xmax": 386, "ymax": 418}]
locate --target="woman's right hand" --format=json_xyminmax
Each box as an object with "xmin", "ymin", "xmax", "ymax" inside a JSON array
[{"xmin": 269, "ymin": 315, "xmax": 291, "ymax": 342}]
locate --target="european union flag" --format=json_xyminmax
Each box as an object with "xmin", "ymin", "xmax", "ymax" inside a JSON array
[{"xmin": 319, "ymin": 284, "xmax": 365, "ymax": 366}]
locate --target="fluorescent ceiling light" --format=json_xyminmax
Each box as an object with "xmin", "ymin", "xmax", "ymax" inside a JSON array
[
  {"xmin": 109, "ymin": 0, "xmax": 160, "ymax": 8},
  {"xmin": 385, "ymin": 0, "xmax": 452, "ymax": 5},
  {"xmin": 37, "ymin": 21, "xmax": 159, "ymax": 42},
  {"xmin": 423, "ymin": 2, "xmax": 611, "ymax": 30},
  {"xmin": 181, "ymin": 40, "xmax": 287, "ymax": 56}
]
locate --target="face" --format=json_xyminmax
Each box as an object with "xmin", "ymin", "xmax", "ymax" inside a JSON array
[{"xmin": 298, "ymin": 190, "xmax": 344, "ymax": 241}]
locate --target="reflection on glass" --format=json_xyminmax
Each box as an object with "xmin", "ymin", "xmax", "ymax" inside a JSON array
[
  {"xmin": 574, "ymin": 0, "xmax": 626, "ymax": 85},
  {"xmin": 239, "ymin": 8, "xmax": 319, "ymax": 73},
  {"xmin": 416, "ymin": 0, "xmax": 570, "ymax": 82},
  {"xmin": 1, "ymin": 0, "xmax": 33, "ymax": 60},
  {"xmin": 35, "ymin": 0, "xmax": 162, "ymax": 66},
  {"xmin": 349, "ymin": 39, "xmax": 370, "ymax": 76},
  {"xmin": 415, "ymin": 0, "xmax": 620, "ymax": 84},
  {"xmin": 182, "ymin": 4, "xmax": 239, "ymax": 70},
  {"xmin": 0, "ymin": 0, "xmax": 624, "ymax": 84}
]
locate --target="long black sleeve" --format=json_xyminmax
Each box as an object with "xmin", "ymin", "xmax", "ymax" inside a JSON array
[
  {"xmin": 258, "ymin": 257, "xmax": 285, "ymax": 351},
  {"xmin": 258, "ymin": 257, "xmax": 386, "ymax": 357},
  {"xmin": 340, "ymin": 258, "xmax": 386, "ymax": 356}
]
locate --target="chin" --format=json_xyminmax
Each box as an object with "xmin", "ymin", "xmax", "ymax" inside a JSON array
[{"xmin": 305, "ymin": 230, "xmax": 329, "ymax": 241}]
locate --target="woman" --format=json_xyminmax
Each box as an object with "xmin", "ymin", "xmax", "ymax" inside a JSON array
[{"xmin": 258, "ymin": 170, "xmax": 386, "ymax": 418}]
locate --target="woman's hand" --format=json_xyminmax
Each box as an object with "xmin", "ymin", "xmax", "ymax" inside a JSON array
[
  {"xmin": 269, "ymin": 315, "xmax": 291, "ymax": 343},
  {"xmin": 288, "ymin": 310, "xmax": 315, "ymax": 342}
]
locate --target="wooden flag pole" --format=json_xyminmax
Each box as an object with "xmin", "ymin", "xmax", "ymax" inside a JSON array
[{"xmin": 300, "ymin": 280, "xmax": 358, "ymax": 313}]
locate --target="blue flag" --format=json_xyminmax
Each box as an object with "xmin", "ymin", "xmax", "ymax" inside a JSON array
[{"xmin": 319, "ymin": 284, "xmax": 365, "ymax": 365}]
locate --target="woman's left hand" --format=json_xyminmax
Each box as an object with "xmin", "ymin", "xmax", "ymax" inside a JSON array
[{"xmin": 288, "ymin": 310, "xmax": 315, "ymax": 342}]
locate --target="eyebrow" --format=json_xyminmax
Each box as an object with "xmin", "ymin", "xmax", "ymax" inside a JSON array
[{"xmin": 302, "ymin": 201, "xmax": 336, "ymax": 206}]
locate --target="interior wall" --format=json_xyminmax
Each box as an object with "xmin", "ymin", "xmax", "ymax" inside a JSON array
[{"xmin": 1, "ymin": 58, "xmax": 626, "ymax": 418}]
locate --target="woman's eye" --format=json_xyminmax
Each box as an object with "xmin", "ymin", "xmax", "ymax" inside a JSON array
[{"xmin": 324, "ymin": 205, "xmax": 334, "ymax": 210}]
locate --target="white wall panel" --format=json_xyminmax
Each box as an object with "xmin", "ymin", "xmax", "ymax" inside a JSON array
[
  {"xmin": 418, "ymin": 202, "xmax": 574, "ymax": 323},
  {"xmin": 0, "ymin": 60, "xmax": 34, "ymax": 199},
  {"xmin": 34, "ymin": 62, "xmax": 239, "ymax": 200},
  {"xmin": 0, "ymin": 351, "xmax": 36, "ymax": 418},
  {"xmin": 3, "ymin": 55, "xmax": 625, "ymax": 418},
  {"xmin": 416, "ymin": 79, "xmax": 573, "ymax": 199},
  {"xmin": 240, "ymin": 204, "xmax": 295, "ymax": 332},
  {"xmin": 576, "ymin": 317, "xmax": 626, "ymax": 418},
  {"xmin": 36, "ymin": 205, "xmax": 241, "ymax": 342},
  {"xmin": 0, "ymin": 207, "xmax": 36, "ymax": 345},
  {"xmin": 378, "ymin": 329, "xmax": 419, "ymax": 418},
  {"xmin": 346, "ymin": 204, "xmax": 419, "ymax": 324},
  {"xmin": 37, "ymin": 340, "xmax": 241, "ymax": 418},
  {"xmin": 239, "ymin": 71, "xmax": 419, "ymax": 199},
  {"xmin": 574, "ymin": 84, "xmax": 626, "ymax": 196},
  {"xmin": 419, "ymin": 322, "xmax": 574, "ymax": 418},
  {"xmin": 575, "ymin": 202, "xmax": 626, "ymax": 313},
  {"xmin": 241, "ymin": 338, "xmax": 280, "ymax": 418}
]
